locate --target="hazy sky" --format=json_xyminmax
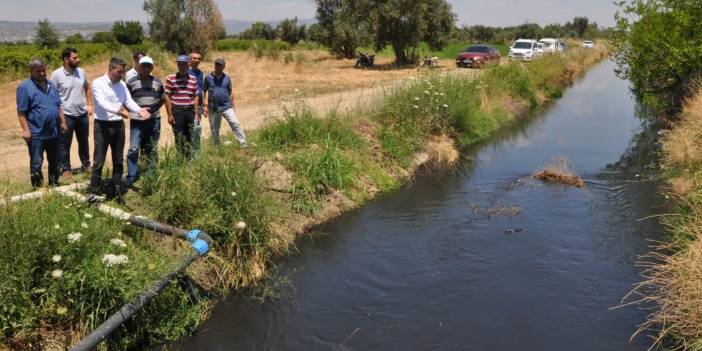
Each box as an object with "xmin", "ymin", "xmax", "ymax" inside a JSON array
[{"xmin": 0, "ymin": 0, "xmax": 618, "ymax": 27}]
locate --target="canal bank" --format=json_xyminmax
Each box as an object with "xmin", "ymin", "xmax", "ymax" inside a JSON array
[{"xmin": 165, "ymin": 60, "xmax": 664, "ymax": 350}]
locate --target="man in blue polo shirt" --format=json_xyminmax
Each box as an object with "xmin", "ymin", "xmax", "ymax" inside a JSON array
[
  {"xmin": 203, "ymin": 58, "xmax": 248, "ymax": 147},
  {"xmin": 16, "ymin": 58, "xmax": 68, "ymax": 187}
]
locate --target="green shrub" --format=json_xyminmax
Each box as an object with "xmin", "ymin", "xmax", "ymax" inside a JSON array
[{"xmin": 0, "ymin": 195, "xmax": 203, "ymax": 349}]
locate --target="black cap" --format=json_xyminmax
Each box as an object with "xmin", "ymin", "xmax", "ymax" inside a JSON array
[{"xmin": 214, "ymin": 58, "xmax": 225, "ymax": 65}]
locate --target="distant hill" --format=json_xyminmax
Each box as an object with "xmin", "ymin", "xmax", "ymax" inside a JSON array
[{"xmin": 0, "ymin": 18, "xmax": 317, "ymax": 42}]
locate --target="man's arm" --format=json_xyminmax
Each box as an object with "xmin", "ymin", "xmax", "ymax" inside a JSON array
[
  {"xmin": 16, "ymin": 85, "xmax": 31, "ymax": 142},
  {"xmin": 228, "ymin": 79, "xmax": 235, "ymax": 109},
  {"xmin": 84, "ymin": 75, "xmax": 94, "ymax": 115},
  {"xmin": 59, "ymin": 107, "xmax": 67, "ymax": 134},
  {"xmin": 121, "ymin": 82, "xmax": 150, "ymax": 119},
  {"xmin": 17, "ymin": 112, "xmax": 31, "ymax": 142},
  {"xmin": 194, "ymin": 92, "xmax": 201, "ymax": 123},
  {"xmin": 164, "ymin": 93, "xmax": 174, "ymax": 126},
  {"xmin": 202, "ymin": 79, "xmax": 209, "ymax": 117}
]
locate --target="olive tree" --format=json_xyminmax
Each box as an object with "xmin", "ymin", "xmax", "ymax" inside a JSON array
[
  {"xmin": 314, "ymin": 0, "xmax": 370, "ymax": 59},
  {"xmin": 143, "ymin": 0, "xmax": 224, "ymax": 53},
  {"xmin": 112, "ymin": 21, "xmax": 144, "ymax": 45},
  {"xmin": 365, "ymin": 0, "xmax": 456, "ymax": 64}
]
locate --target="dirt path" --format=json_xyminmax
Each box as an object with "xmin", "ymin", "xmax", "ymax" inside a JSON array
[{"xmin": 0, "ymin": 51, "xmax": 477, "ymax": 183}]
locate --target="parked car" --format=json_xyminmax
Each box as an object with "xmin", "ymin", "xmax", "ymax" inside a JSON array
[
  {"xmin": 582, "ymin": 40, "xmax": 594, "ymax": 48},
  {"xmin": 509, "ymin": 39, "xmax": 538, "ymax": 61},
  {"xmin": 455, "ymin": 44, "xmax": 501, "ymax": 68},
  {"xmin": 538, "ymin": 38, "xmax": 562, "ymax": 54},
  {"xmin": 536, "ymin": 42, "xmax": 545, "ymax": 56}
]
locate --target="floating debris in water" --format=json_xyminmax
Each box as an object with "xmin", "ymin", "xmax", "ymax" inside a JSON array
[
  {"xmin": 531, "ymin": 156, "xmax": 584, "ymax": 187},
  {"xmin": 504, "ymin": 228, "xmax": 523, "ymax": 235}
]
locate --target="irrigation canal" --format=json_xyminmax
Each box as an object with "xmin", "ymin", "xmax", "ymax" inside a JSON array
[{"xmin": 164, "ymin": 60, "xmax": 664, "ymax": 350}]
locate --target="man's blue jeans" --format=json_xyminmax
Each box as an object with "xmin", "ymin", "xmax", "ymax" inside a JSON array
[
  {"xmin": 125, "ymin": 117, "xmax": 160, "ymax": 186},
  {"xmin": 27, "ymin": 137, "xmax": 59, "ymax": 187},
  {"xmin": 59, "ymin": 114, "xmax": 90, "ymax": 173}
]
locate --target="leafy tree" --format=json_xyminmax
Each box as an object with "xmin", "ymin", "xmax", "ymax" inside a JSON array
[
  {"xmin": 613, "ymin": 0, "xmax": 702, "ymax": 114},
  {"xmin": 471, "ymin": 25, "xmax": 496, "ymax": 42},
  {"xmin": 92, "ymin": 31, "xmax": 117, "ymax": 44},
  {"xmin": 366, "ymin": 0, "xmax": 456, "ymax": 64},
  {"xmin": 144, "ymin": 0, "xmax": 224, "ymax": 54},
  {"xmin": 514, "ymin": 23, "xmax": 542, "ymax": 40},
  {"xmin": 239, "ymin": 22, "xmax": 277, "ymax": 40},
  {"xmin": 65, "ymin": 33, "xmax": 85, "ymax": 44},
  {"xmin": 277, "ymin": 18, "xmax": 307, "ymax": 45},
  {"xmin": 572, "ymin": 17, "xmax": 589, "ymax": 38},
  {"xmin": 34, "ymin": 18, "xmax": 59, "ymax": 49},
  {"xmin": 314, "ymin": 0, "xmax": 370, "ymax": 59},
  {"xmin": 112, "ymin": 20, "xmax": 144, "ymax": 45},
  {"xmin": 542, "ymin": 24, "xmax": 563, "ymax": 38}
]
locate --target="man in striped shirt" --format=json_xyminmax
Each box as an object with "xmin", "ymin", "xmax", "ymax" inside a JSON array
[{"xmin": 165, "ymin": 54, "xmax": 200, "ymax": 159}]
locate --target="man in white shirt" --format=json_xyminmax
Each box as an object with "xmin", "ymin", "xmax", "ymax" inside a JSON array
[
  {"xmin": 124, "ymin": 50, "xmax": 145, "ymax": 83},
  {"xmin": 90, "ymin": 57, "xmax": 150, "ymax": 200}
]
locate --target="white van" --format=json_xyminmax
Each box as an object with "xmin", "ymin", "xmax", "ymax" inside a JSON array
[
  {"xmin": 509, "ymin": 39, "xmax": 538, "ymax": 61},
  {"xmin": 538, "ymin": 38, "xmax": 562, "ymax": 54}
]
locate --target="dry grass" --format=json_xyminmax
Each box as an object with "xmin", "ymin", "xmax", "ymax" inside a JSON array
[
  {"xmin": 425, "ymin": 134, "xmax": 459, "ymax": 167},
  {"xmin": 531, "ymin": 156, "xmax": 584, "ymax": 187},
  {"xmin": 622, "ymin": 214, "xmax": 702, "ymax": 350},
  {"xmin": 663, "ymin": 85, "xmax": 702, "ymax": 168},
  {"xmin": 628, "ymin": 86, "xmax": 702, "ymax": 350}
]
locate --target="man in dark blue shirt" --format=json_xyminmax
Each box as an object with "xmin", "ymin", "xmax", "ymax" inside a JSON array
[
  {"xmin": 16, "ymin": 58, "xmax": 68, "ymax": 187},
  {"xmin": 203, "ymin": 58, "xmax": 247, "ymax": 147},
  {"xmin": 189, "ymin": 50, "xmax": 204, "ymax": 155}
]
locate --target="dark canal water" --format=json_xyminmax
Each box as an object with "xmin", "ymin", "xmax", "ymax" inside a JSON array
[{"xmin": 169, "ymin": 60, "xmax": 664, "ymax": 350}]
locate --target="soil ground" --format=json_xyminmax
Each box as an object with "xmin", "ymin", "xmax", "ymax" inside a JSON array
[{"xmin": 0, "ymin": 50, "xmax": 480, "ymax": 186}]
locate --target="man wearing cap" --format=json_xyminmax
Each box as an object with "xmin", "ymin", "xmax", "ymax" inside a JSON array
[
  {"xmin": 188, "ymin": 50, "xmax": 204, "ymax": 155},
  {"xmin": 125, "ymin": 56, "xmax": 164, "ymax": 188},
  {"xmin": 203, "ymin": 58, "xmax": 248, "ymax": 148},
  {"xmin": 165, "ymin": 54, "xmax": 200, "ymax": 159},
  {"xmin": 90, "ymin": 57, "xmax": 151, "ymax": 199},
  {"xmin": 16, "ymin": 58, "xmax": 68, "ymax": 188},
  {"xmin": 50, "ymin": 47, "xmax": 93, "ymax": 178}
]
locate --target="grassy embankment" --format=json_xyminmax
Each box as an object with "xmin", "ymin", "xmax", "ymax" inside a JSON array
[
  {"xmin": 628, "ymin": 88, "xmax": 702, "ymax": 349},
  {"xmin": 0, "ymin": 45, "xmax": 607, "ymax": 350}
]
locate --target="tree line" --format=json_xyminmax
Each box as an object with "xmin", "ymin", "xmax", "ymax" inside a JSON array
[{"xmin": 32, "ymin": 0, "xmax": 612, "ymax": 66}]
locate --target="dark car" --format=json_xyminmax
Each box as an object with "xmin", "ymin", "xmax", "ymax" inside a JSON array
[{"xmin": 456, "ymin": 45, "xmax": 501, "ymax": 68}]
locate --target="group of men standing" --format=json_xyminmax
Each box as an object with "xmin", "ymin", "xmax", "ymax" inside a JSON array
[{"xmin": 16, "ymin": 48, "xmax": 248, "ymax": 198}]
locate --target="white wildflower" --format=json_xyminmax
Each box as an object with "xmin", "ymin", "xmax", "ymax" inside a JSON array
[
  {"xmin": 224, "ymin": 141, "xmax": 233, "ymax": 146},
  {"xmin": 413, "ymin": 97, "xmax": 420, "ymax": 101},
  {"xmin": 413, "ymin": 105, "xmax": 419, "ymax": 109},
  {"xmin": 443, "ymin": 104, "xmax": 449, "ymax": 108},
  {"xmin": 110, "ymin": 238, "xmax": 127, "ymax": 248},
  {"xmin": 63, "ymin": 205, "xmax": 70, "ymax": 209},
  {"xmin": 102, "ymin": 254, "xmax": 129, "ymax": 267},
  {"xmin": 51, "ymin": 269, "xmax": 63, "ymax": 279},
  {"xmin": 56, "ymin": 307, "xmax": 68, "ymax": 315},
  {"xmin": 67, "ymin": 232, "xmax": 82, "ymax": 243},
  {"xmin": 236, "ymin": 221, "xmax": 247, "ymax": 230},
  {"xmin": 424, "ymin": 90, "xmax": 430, "ymax": 94},
  {"xmin": 83, "ymin": 213, "xmax": 93, "ymax": 219},
  {"xmin": 52, "ymin": 255, "xmax": 62, "ymax": 263},
  {"xmin": 54, "ymin": 224, "xmax": 61, "ymax": 229},
  {"xmin": 231, "ymin": 192, "xmax": 237, "ymax": 197},
  {"xmin": 81, "ymin": 222, "xmax": 89, "ymax": 229}
]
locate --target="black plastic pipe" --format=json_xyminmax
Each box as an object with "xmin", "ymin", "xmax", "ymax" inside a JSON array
[{"xmin": 69, "ymin": 252, "xmax": 200, "ymax": 351}]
